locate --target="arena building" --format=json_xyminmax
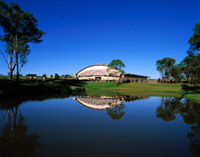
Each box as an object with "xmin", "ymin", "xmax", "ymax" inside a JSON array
[
  {"xmin": 76, "ymin": 64, "xmax": 149, "ymax": 82},
  {"xmin": 76, "ymin": 64, "xmax": 121, "ymax": 81}
]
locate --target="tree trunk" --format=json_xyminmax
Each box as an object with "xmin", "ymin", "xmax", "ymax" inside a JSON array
[
  {"xmin": 9, "ymin": 68, "xmax": 13, "ymax": 79},
  {"xmin": 16, "ymin": 53, "xmax": 19, "ymax": 82}
]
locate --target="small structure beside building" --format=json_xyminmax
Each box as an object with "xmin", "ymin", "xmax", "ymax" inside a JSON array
[{"xmin": 26, "ymin": 74, "xmax": 37, "ymax": 80}]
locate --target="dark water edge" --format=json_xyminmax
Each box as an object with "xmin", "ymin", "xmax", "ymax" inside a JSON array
[{"xmin": 0, "ymin": 94, "xmax": 200, "ymax": 157}]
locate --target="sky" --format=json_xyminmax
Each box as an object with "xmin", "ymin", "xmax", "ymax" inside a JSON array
[{"xmin": 0, "ymin": 0, "xmax": 200, "ymax": 79}]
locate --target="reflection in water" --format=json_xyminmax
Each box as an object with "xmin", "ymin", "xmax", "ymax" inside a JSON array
[
  {"xmin": 1, "ymin": 94, "xmax": 199, "ymax": 156},
  {"xmin": 75, "ymin": 95, "xmax": 149, "ymax": 120},
  {"xmin": 0, "ymin": 105, "xmax": 40, "ymax": 157},
  {"xmin": 156, "ymin": 97, "xmax": 200, "ymax": 157},
  {"xmin": 75, "ymin": 96, "xmax": 124, "ymax": 110},
  {"xmin": 107, "ymin": 103, "xmax": 126, "ymax": 120}
]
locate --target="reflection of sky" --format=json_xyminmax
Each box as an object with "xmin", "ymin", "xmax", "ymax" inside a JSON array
[{"xmin": 8, "ymin": 97, "xmax": 192, "ymax": 156}]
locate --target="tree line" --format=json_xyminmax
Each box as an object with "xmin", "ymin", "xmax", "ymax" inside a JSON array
[
  {"xmin": 0, "ymin": 0, "xmax": 44, "ymax": 81},
  {"xmin": 156, "ymin": 22, "xmax": 200, "ymax": 84}
]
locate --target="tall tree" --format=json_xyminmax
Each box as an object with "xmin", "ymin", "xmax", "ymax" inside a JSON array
[{"xmin": 0, "ymin": 1, "xmax": 44, "ymax": 80}]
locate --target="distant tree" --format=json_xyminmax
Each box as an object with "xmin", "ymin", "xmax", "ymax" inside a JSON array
[
  {"xmin": 55, "ymin": 73, "xmax": 59, "ymax": 79},
  {"xmin": 108, "ymin": 59, "xmax": 125, "ymax": 73},
  {"xmin": 171, "ymin": 62, "xmax": 185, "ymax": 83},
  {"xmin": 156, "ymin": 57, "xmax": 176, "ymax": 83},
  {"xmin": 0, "ymin": 1, "xmax": 45, "ymax": 80},
  {"xmin": 156, "ymin": 59, "xmax": 165, "ymax": 83},
  {"xmin": 42, "ymin": 74, "xmax": 46, "ymax": 78},
  {"xmin": 64, "ymin": 74, "xmax": 72, "ymax": 78}
]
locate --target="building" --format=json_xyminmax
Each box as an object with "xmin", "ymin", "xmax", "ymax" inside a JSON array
[
  {"xmin": 26, "ymin": 74, "xmax": 37, "ymax": 80},
  {"xmin": 76, "ymin": 64, "xmax": 121, "ymax": 81},
  {"xmin": 76, "ymin": 64, "xmax": 149, "ymax": 82}
]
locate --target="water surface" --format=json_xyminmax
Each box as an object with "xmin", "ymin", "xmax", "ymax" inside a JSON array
[{"xmin": 0, "ymin": 95, "xmax": 199, "ymax": 157}]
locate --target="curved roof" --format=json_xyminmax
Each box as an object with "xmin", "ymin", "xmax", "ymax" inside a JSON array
[{"xmin": 76, "ymin": 64, "xmax": 121, "ymax": 77}]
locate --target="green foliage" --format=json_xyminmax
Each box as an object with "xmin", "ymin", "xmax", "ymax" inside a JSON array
[
  {"xmin": 108, "ymin": 59, "xmax": 125, "ymax": 73},
  {"xmin": 54, "ymin": 73, "xmax": 59, "ymax": 79},
  {"xmin": 42, "ymin": 74, "xmax": 46, "ymax": 78},
  {"xmin": 182, "ymin": 54, "xmax": 200, "ymax": 83},
  {"xmin": 156, "ymin": 57, "xmax": 176, "ymax": 81},
  {"xmin": 0, "ymin": 1, "xmax": 45, "ymax": 80},
  {"xmin": 64, "ymin": 74, "xmax": 72, "ymax": 78},
  {"xmin": 188, "ymin": 22, "xmax": 200, "ymax": 53}
]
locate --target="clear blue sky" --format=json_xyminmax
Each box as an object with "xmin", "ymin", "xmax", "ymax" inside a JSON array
[{"xmin": 0, "ymin": 0, "xmax": 199, "ymax": 78}]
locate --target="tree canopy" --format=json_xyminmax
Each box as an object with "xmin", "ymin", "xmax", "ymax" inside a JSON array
[
  {"xmin": 108, "ymin": 59, "xmax": 125, "ymax": 73},
  {"xmin": 0, "ymin": 0, "xmax": 44, "ymax": 80},
  {"xmin": 156, "ymin": 22, "xmax": 200, "ymax": 84}
]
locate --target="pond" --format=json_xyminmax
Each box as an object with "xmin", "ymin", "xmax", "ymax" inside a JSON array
[{"xmin": 0, "ymin": 95, "xmax": 199, "ymax": 157}]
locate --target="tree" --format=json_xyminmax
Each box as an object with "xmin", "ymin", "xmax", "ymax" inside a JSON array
[
  {"xmin": 156, "ymin": 57, "xmax": 176, "ymax": 83},
  {"xmin": 185, "ymin": 22, "xmax": 200, "ymax": 83},
  {"xmin": 171, "ymin": 62, "xmax": 184, "ymax": 83},
  {"xmin": 0, "ymin": 1, "xmax": 44, "ymax": 80},
  {"xmin": 55, "ymin": 73, "xmax": 59, "ymax": 79},
  {"xmin": 156, "ymin": 59, "xmax": 165, "ymax": 83},
  {"xmin": 188, "ymin": 22, "xmax": 200, "ymax": 54},
  {"xmin": 108, "ymin": 59, "xmax": 125, "ymax": 73},
  {"xmin": 182, "ymin": 54, "xmax": 200, "ymax": 83},
  {"xmin": 42, "ymin": 74, "xmax": 46, "ymax": 78}
]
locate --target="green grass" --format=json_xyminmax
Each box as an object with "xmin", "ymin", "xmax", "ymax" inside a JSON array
[
  {"xmin": 184, "ymin": 94, "xmax": 200, "ymax": 104},
  {"xmin": 1, "ymin": 79, "xmax": 200, "ymax": 104},
  {"xmin": 83, "ymin": 82, "xmax": 183, "ymax": 93},
  {"xmin": 82, "ymin": 82, "xmax": 200, "ymax": 103}
]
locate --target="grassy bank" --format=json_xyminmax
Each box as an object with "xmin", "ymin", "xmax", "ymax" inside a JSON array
[
  {"xmin": 1, "ymin": 79, "xmax": 200, "ymax": 104},
  {"xmin": 83, "ymin": 82, "xmax": 183, "ymax": 93},
  {"xmin": 0, "ymin": 79, "xmax": 85, "ymax": 98},
  {"xmin": 83, "ymin": 81, "xmax": 200, "ymax": 103},
  {"xmin": 184, "ymin": 94, "xmax": 200, "ymax": 104}
]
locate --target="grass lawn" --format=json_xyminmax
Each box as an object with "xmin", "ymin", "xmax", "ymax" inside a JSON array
[
  {"xmin": 83, "ymin": 82, "xmax": 183, "ymax": 93},
  {"xmin": 184, "ymin": 94, "xmax": 200, "ymax": 104},
  {"xmin": 83, "ymin": 81, "xmax": 200, "ymax": 103},
  {"xmin": 1, "ymin": 79, "xmax": 200, "ymax": 104}
]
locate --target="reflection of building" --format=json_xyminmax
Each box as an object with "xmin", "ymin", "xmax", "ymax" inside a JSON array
[
  {"xmin": 75, "ymin": 96, "xmax": 124, "ymax": 110},
  {"xmin": 75, "ymin": 95, "xmax": 150, "ymax": 110},
  {"xmin": 76, "ymin": 64, "xmax": 149, "ymax": 82}
]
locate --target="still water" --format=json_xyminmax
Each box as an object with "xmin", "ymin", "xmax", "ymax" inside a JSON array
[{"xmin": 0, "ymin": 95, "xmax": 199, "ymax": 157}]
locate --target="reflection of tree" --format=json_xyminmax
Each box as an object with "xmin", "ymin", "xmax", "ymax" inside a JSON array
[
  {"xmin": 188, "ymin": 124, "xmax": 200, "ymax": 157},
  {"xmin": 156, "ymin": 97, "xmax": 181, "ymax": 121},
  {"xmin": 107, "ymin": 103, "xmax": 125, "ymax": 120},
  {"xmin": 0, "ymin": 106, "xmax": 40, "ymax": 157},
  {"xmin": 156, "ymin": 97, "xmax": 200, "ymax": 157}
]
